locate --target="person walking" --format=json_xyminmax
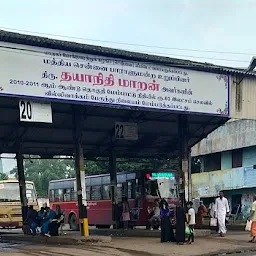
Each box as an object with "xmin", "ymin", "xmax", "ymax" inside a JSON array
[
  {"xmin": 248, "ymin": 196, "xmax": 256, "ymax": 243},
  {"xmin": 187, "ymin": 201, "xmax": 196, "ymax": 244},
  {"xmin": 214, "ymin": 191, "xmax": 230, "ymax": 237},
  {"xmin": 159, "ymin": 199, "xmax": 175, "ymax": 243}
]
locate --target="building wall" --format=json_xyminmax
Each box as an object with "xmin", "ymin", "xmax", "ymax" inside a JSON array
[
  {"xmin": 225, "ymin": 188, "xmax": 256, "ymax": 218},
  {"xmin": 0, "ymin": 159, "xmax": 3, "ymax": 174},
  {"xmin": 243, "ymin": 146, "xmax": 256, "ymax": 166},
  {"xmin": 192, "ymin": 119, "xmax": 256, "ymax": 157},
  {"xmin": 221, "ymin": 151, "xmax": 232, "ymax": 170},
  {"xmin": 230, "ymin": 76, "xmax": 256, "ymax": 120},
  {"xmin": 191, "ymin": 167, "xmax": 244, "ymax": 198}
]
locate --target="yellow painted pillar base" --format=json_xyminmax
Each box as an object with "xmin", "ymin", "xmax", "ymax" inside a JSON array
[{"xmin": 80, "ymin": 218, "xmax": 89, "ymax": 237}]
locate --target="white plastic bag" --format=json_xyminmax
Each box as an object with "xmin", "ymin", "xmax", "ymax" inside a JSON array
[
  {"xmin": 210, "ymin": 218, "xmax": 217, "ymax": 227},
  {"xmin": 245, "ymin": 220, "xmax": 252, "ymax": 231}
]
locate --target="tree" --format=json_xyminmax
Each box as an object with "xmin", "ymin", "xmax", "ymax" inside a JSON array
[
  {"xmin": 10, "ymin": 158, "xmax": 75, "ymax": 197},
  {"xmin": 0, "ymin": 172, "xmax": 8, "ymax": 180},
  {"xmin": 10, "ymin": 157, "xmax": 179, "ymax": 197}
]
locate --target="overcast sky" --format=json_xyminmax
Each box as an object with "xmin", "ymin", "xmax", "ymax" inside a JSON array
[{"xmin": 1, "ymin": 0, "xmax": 255, "ymax": 172}]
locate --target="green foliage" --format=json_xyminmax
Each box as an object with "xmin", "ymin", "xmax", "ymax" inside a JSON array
[
  {"xmin": 10, "ymin": 157, "xmax": 179, "ymax": 197},
  {"xmin": 0, "ymin": 172, "xmax": 8, "ymax": 180},
  {"xmin": 10, "ymin": 159, "xmax": 75, "ymax": 197}
]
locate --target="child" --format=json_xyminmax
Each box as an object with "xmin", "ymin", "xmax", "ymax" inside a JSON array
[{"xmin": 187, "ymin": 201, "xmax": 196, "ymax": 244}]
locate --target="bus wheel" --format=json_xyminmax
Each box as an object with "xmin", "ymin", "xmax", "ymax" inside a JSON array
[{"xmin": 69, "ymin": 214, "xmax": 79, "ymax": 231}]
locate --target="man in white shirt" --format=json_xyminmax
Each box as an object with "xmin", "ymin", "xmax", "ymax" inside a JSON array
[
  {"xmin": 214, "ymin": 191, "xmax": 230, "ymax": 237},
  {"xmin": 187, "ymin": 201, "xmax": 196, "ymax": 243}
]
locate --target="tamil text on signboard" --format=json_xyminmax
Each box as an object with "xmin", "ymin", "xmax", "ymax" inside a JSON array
[{"xmin": 0, "ymin": 42, "xmax": 229, "ymax": 115}]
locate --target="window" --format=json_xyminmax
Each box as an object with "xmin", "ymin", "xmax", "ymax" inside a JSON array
[
  {"xmin": 102, "ymin": 185, "xmax": 110, "ymax": 200},
  {"xmin": 128, "ymin": 181, "xmax": 135, "ymax": 199},
  {"xmin": 54, "ymin": 189, "xmax": 64, "ymax": 202},
  {"xmin": 205, "ymin": 153, "xmax": 221, "ymax": 171},
  {"xmin": 63, "ymin": 189, "xmax": 71, "ymax": 202},
  {"xmin": 71, "ymin": 188, "xmax": 77, "ymax": 201},
  {"xmin": 86, "ymin": 187, "xmax": 91, "ymax": 200},
  {"xmin": 49, "ymin": 189, "xmax": 54, "ymax": 202},
  {"xmin": 232, "ymin": 149, "xmax": 243, "ymax": 168},
  {"xmin": 91, "ymin": 186, "xmax": 102, "ymax": 200},
  {"xmin": 117, "ymin": 184, "xmax": 123, "ymax": 201}
]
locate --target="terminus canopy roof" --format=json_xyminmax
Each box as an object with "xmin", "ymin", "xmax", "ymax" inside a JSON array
[
  {"xmin": 0, "ymin": 29, "xmax": 243, "ymax": 158},
  {"xmin": 0, "ymin": 29, "xmax": 255, "ymax": 77}
]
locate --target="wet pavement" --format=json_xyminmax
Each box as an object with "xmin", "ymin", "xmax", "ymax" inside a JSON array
[{"xmin": 0, "ymin": 231, "xmax": 256, "ymax": 256}]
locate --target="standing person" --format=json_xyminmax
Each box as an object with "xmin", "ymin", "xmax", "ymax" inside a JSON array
[
  {"xmin": 248, "ymin": 196, "xmax": 256, "ymax": 243},
  {"xmin": 187, "ymin": 201, "xmax": 196, "ymax": 244},
  {"xmin": 55, "ymin": 205, "xmax": 65, "ymax": 235},
  {"xmin": 208, "ymin": 199, "xmax": 216, "ymax": 218},
  {"xmin": 209, "ymin": 198, "xmax": 218, "ymax": 232},
  {"xmin": 159, "ymin": 199, "xmax": 175, "ymax": 243},
  {"xmin": 214, "ymin": 191, "xmax": 230, "ymax": 237},
  {"xmin": 175, "ymin": 201, "xmax": 186, "ymax": 245},
  {"xmin": 196, "ymin": 201, "xmax": 208, "ymax": 226},
  {"xmin": 121, "ymin": 196, "xmax": 130, "ymax": 230}
]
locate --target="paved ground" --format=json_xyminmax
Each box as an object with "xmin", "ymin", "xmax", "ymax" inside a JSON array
[{"xmin": 0, "ymin": 231, "xmax": 256, "ymax": 256}]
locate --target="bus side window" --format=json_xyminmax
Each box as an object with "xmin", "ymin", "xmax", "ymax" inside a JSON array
[
  {"xmin": 122, "ymin": 182, "xmax": 128, "ymax": 198},
  {"xmin": 128, "ymin": 181, "xmax": 135, "ymax": 199},
  {"xmin": 63, "ymin": 189, "xmax": 71, "ymax": 202},
  {"xmin": 102, "ymin": 185, "xmax": 110, "ymax": 200},
  {"xmin": 86, "ymin": 186, "xmax": 91, "ymax": 200},
  {"xmin": 58, "ymin": 189, "xmax": 64, "ymax": 202},
  {"xmin": 117, "ymin": 184, "xmax": 122, "ymax": 201},
  {"xmin": 49, "ymin": 189, "xmax": 54, "ymax": 202},
  {"xmin": 91, "ymin": 186, "xmax": 102, "ymax": 200},
  {"xmin": 71, "ymin": 188, "xmax": 77, "ymax": 201}
]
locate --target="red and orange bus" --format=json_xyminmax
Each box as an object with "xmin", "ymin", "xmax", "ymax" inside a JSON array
[{"xmin": 49, "ymin": 169, "xmax": 179, "ymax": 230}]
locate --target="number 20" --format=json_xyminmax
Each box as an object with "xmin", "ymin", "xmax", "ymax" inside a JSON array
[{"xmin": 20, "ymin": 101, "xmax": 32, "ymax": 120}]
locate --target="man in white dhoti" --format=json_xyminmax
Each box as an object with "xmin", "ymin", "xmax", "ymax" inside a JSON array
[{"xmin": 214, "ymin": 191, "xmax": 229, "ymax": 237}]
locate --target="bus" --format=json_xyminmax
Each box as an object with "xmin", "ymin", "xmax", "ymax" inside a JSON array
[
  {"xmin": 49, "ymin": 169, "xmax": 179, "ymax": 230},
  {"xmin": 0, "ymin": 179, "xmax": 38, "ymax": 228}
]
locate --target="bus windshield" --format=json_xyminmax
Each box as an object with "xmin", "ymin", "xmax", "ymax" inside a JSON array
[
  {"xmin": 0, "ymin": 182, "xmax": 37, "ymax": 203},
  {"xmin": 145, "ymin": 172, "xmax": 178, "ymax": 198}
]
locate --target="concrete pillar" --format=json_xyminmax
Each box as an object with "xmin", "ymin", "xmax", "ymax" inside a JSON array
[
  {"xmin": 178, "ymin": 114, "xmax": 190, "ymax": 205},
  {"xmin": 16, "ymin": 146, "xmax": 28, "ymax": 227},
  {"xmin": 72, "ymin": 105, "xmax": 88, "ymax": 237},
  {"xmin": 109, "ymin": 146, "xmax": 118, "ymax": 229}
]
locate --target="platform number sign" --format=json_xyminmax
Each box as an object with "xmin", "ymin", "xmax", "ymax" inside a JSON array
[
  {"xmin": 115, "ymin": 122, "xmax": 138, "ymax": 141},
  {"xmin": 20, "ymin": 100, "xmax": 32, "ymax": 121},
  {"xmin": 115, "ymin": 123, "xmax": 124, "ymax": 139},
  {"xmin": 19, "ymin": 100, "xmax": 53, "ymax": 123}
]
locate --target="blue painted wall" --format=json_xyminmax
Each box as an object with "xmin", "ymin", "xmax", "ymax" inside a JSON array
[
  {"xmin": 243, "ymin": 146, "xmax": 256, "ymax": 166},
  {"xmin": 221, "ymin": 151, "xmax": 232, "ymax": 170}
]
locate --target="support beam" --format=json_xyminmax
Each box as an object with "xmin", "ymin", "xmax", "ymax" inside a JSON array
[
  {"xmin": 16, "ymin": 145, "xmax": 28, "ymax": 228},
  {"xmin": 109, "ymin": 146, "xmax": 118, "ymax": 229},
  {"xmin": 72, "ymin": 105, "xmax": 88, "ymax": 237},
  {"xmin": 178, "ymin": 114, "xmax": 190, "ymax": 206}
]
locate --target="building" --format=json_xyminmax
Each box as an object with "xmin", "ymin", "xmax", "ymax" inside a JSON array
[
  {"xmin": 191, "ymin": 119, "xmax": 256, "ymax": 218},
  {"xmin": 0, "ymin": 158, "xmax": 3, "ymax": 174}
]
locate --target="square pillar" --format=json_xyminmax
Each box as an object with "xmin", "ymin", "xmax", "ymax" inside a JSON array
[
  {"xmin": 72, "ymin": 105, "xmax": 88, "ymax": 237},
  {"xmin": 178, "ymin": 114, "xmax": 191, "ymax": 205},
  {"xmin": 109, "ymin": 146, "xmax": 118, "ymax": 229},
  {"xmin": 16, "ymin": 146, "xmax": 28, "ymax": 227}
]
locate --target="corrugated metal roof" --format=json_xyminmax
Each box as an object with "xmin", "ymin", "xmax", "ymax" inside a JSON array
[{"xmin": 0, "ymin": 29, "xmax": 256, "ymax": 76}]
